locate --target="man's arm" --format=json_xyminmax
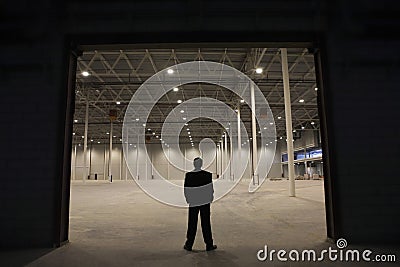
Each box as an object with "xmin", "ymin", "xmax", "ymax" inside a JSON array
[
  {"xmin": 184, "ymin": 173, "xmax": 190, "ymax": 204},
  {"xmin": 209, "ymin": 172, "xmax": 214, "ymax": 202}
]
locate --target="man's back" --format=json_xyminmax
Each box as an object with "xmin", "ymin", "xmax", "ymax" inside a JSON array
[{"xmin": 184, "ymin": 170, "xmax": 214, "ymax": 206}]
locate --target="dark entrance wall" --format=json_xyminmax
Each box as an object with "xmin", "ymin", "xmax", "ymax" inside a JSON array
[{"xmin": 1, "ymin": 1, "xmax": 399, "ymax": 248}]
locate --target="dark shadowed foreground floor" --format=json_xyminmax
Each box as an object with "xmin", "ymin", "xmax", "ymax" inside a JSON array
[{"xmin": 1, "ymin": 179, "xmax": 398, "ymax": 266}]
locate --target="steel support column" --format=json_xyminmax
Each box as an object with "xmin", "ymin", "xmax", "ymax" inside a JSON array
[{"xmin": 281, "ymin": 48, "xmax": 296, "ymax": 196}]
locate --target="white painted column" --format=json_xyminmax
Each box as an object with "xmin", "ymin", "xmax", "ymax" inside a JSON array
[
  {"xmin": 184, "ymin": 146, "xmax": 187, "ymax": 171},
  {"xmin": 250, "ymin": 82, "xmax": 258, "ymax": 185},
  {"xmin": 229, "ymin": 125, "xmax": 233, "ymax": 180},
  {"xmin": 136, "ymin": 134, "xmax": 139, "ymax": 180},
  {"xmin": 108, "ymin": 121, "xmax": 113, "ymax": 182},
  {"xmin": 83, "ymin": 97, "xmax": 89, "ymax": 182},
  {"xmin": 125, "ymin": 129, "xmax": 128, "ymax": 181},
  {"xmin": 120, "ymin": 146, "xmax": 122, "ymax": 180},
  {"xmin": 150, "ymin": 145, "xmax": 154, "ymax": 179},
  {"xmin": 103, "ymin": 143, "xmax": 107, "ymax": 180},
  {"xmin": 224, "ymin": 132, "xmax": 230, "ymax": 179},
  {"xmin": 216, "ymin": 144, "xmax": 219, "ymax": 177},
  {"xmin": 237, "ymin": 105, "xmax": 241, "ymax": 181},
  {"xmin": 221, "ymin": 138, "xmax": 224, "ymax": 178},
  {"xmin": 218, "ymin": 143, "xmax": 222, "ymax": 177},
  {"xmin": 72, "ymin": 145, "xmax": 77, "ymax": 180},
  {"xmin": 167, "ymin": 146, "xmax": 170, "ymax": 180},
  {"xmin": 281, "ymin": 48, "xmax": 296, "ymax": 197}
]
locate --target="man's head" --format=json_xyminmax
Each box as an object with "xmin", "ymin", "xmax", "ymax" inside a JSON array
[{"xmin": 193, "ymin": 157, "xmax": 203, "ymax": 170}]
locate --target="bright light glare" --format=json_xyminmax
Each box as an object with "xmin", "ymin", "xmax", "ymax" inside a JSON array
[
  {"xmin": 177, "ymin": 100, "xmax": 182, "ymax": 104},
  {"xmin": 255, "ymin": 68, "xmax": 263, "ymax": 74},
  {"xmin": 167, "ymin": 69, "xmax": 174, "ymax": 74},
  {"xmin": 173, "ymin": 87, "xmax": 179, "ymax": 92},
  {"xmin": 81, "ymin": 71, "xmax": 90, "ymax": 77}
]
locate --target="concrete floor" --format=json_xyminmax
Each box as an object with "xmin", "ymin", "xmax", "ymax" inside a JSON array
[{"xmin": 2, "ymin": 179, "xmax": 398, "ymax": 266}]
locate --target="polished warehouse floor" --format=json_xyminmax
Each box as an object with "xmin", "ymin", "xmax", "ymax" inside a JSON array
[{"xmin": 2, "ymin": 179, "xmax": 398, "ymax": 267}]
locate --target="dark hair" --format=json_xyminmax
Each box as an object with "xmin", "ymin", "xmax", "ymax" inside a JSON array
[{"xmin": 193, "ymin": 157, "xmax": 203, "ymax": 168}]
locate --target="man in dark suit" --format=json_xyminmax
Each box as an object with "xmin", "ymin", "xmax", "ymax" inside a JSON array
[{"xmin": 183, "ymin": 157, "xmax": 217, "ymax": 251}]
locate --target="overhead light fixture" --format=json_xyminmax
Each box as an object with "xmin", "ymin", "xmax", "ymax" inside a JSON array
[
  {"xmin": 183, "ymin": 117, "xmax": 186, "ymax": 120},
  {"xmin": 299, "ymin": 99, "xmax": 305, "ymax": 103},
  {"xmin": 177, "ymin": 100, "xmax": 182, "ymax": 104},
  {"xmin": 315, "ymin": 87, "xmax": 318, "ymax": 91},
  {"xmin": 185, "ymin": 123, "xmax": 188, "ymax": 126},
  {"xmin": 72, "ymin": 132, "xmax": 75, "ymax": 135},
  {"xmin": 311, "ymin": 121, "xmax": 315, "ymax": 125},
  {"xmin": 280, "ymin": 137, "xmax": 283, "ymax": 140},
  {"xmin": 147, "ymin": 128, "xmax": 151, "ymax": 131},
  {"xmin": 269, "ymin": 122, "xmax": 274, "ymax": 125},
  {"xmin": 136, "ymin": 118, "xmax": 139, "ymax": 121},
  {"xmin": 255, "ymin": 68, "xmax": 263, "ymax": 74},
  {"xmin": 173, "ymin": 87, "xmax": 179, "ymax": 92},
  {"xmin": 78, "ymin": 144, "xmax": 81, "ymax": 146},
  {"xmin": 97, "ymin": 141, "xmax": 101, "ymax": 144},
  {"xmin": 81, "ymin": 136, "xmax": 84, "ymax": 139},
  {"xmin": 301, "ymin": 126, "xmax": 305, "ymax": 130},
  {"xmin": 113, "ymin": 135, "xmax": 116, "ymax": 138},
  {"xmin": 152, "ymin": 132, "xmax": 155, "ymax": 135},
  {"xmin": 167, "ymin": 69, "xmax": 174, "ymax": 74},
  {"xmin": 180, "ymin": 110, "xmax": 184, "ymax": 113},
  {"xmin": 186, "ymin": 128, "xmax": 190, "ymax": 131},
  {"xmin": 142, "ymin": 124, "xmax": 146, "ymax": 127},
  {"xmin": 235, "ymin": 109, "xmax": 238, "ymax": 112},
  {"xmin": 90, "ymin": 139, "xmax": 93, "ymax": 142},
  {"xmin": 278, "ymin": 116, "xmax": 282, "ymax": 119},
  {"xmin": 74, "ymin": 119, "xmax": 78, "ymax": 123},
  {"xmin": 106, "ymin": 132, "xmax": 109, "ymax": 135},
  {"xmin": 293, "ymin": 130, "xmax": 297, "ymax": 133},
  {"xmin": 116, "ymin": 101, "xmax": 121, "ymax": 105},
  {"xmin": 81, "ymin": 71, "xmax": 90, "ymax": 77},
  {"xmin": 240, "ymin": 99, "xmax": 245, "ymax": 103},
  {"xmin": 188, "ymin": 132, "xmax": 191, "ymax": 135},
  {"xmin": 156, "ymin": 136, "xmax": 159, "ymax": 138},
  {"xmin": 263, "ymin": 127, "xmax": 267, "ymax": 130}
]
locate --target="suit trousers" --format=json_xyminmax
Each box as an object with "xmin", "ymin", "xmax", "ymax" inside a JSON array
[{"xmin": 185, "ymin": 204, "xmax": 213, "ymax": 247}]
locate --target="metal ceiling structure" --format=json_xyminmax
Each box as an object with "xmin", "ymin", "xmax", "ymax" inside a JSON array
[{"xmin": 72, "ymin": 47, "xmax": 319, "ymax": 145}]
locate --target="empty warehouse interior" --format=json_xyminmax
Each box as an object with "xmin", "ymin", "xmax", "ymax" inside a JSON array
[
  {"xmin": 53, "ymin": 47, "xmax": 331, "ymax": 265},
  {"xmin": 71, "ymin": 48, "xmax": 323, "ymax": 183}
]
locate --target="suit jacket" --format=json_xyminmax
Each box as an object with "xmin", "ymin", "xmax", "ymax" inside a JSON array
[{"xmin": 184, "ymin": 170, "xmax": 214, "ymax": 207}]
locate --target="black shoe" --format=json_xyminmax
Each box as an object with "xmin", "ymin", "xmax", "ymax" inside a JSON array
[
  {"xmin": 206, "ymin": 245, "xmax": 217, "ymax": 251},
  {"xmin": 183, "ymin": 244, "xmax": 192, "ymax": 251}
]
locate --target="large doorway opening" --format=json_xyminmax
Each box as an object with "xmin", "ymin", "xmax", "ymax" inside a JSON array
[{"xmin": 66, "ymin": 45, "xmax": 333, "ymax": 264}]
